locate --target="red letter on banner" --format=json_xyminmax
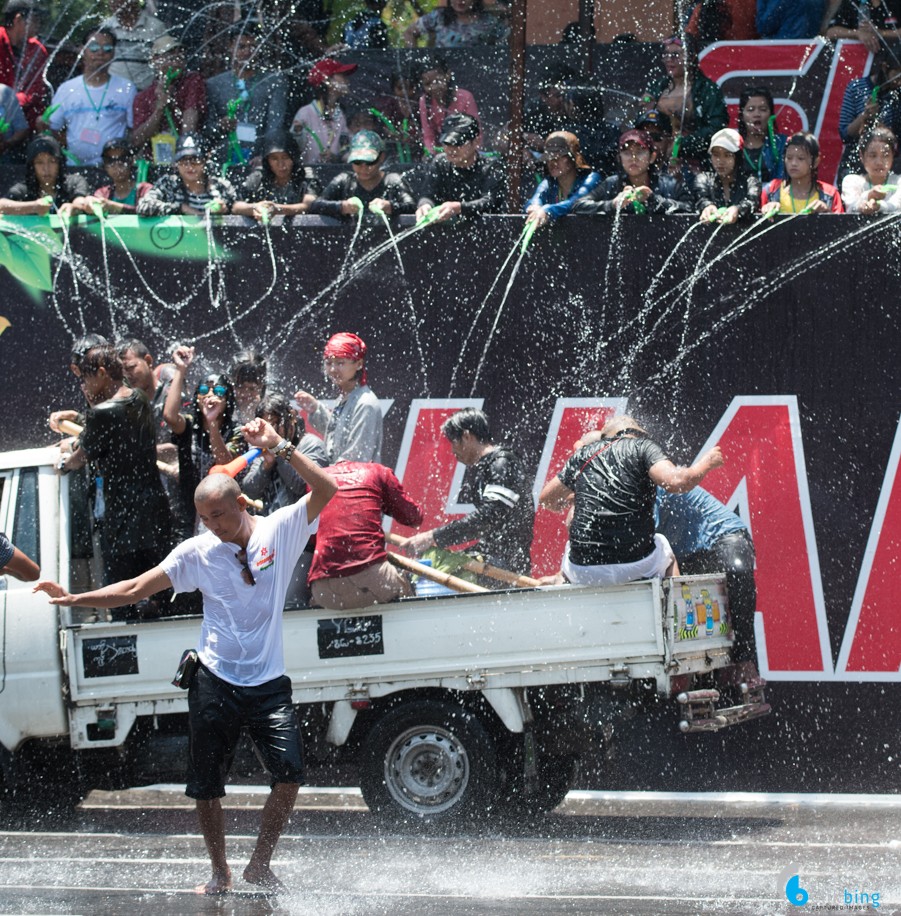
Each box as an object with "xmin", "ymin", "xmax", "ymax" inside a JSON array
[
  {"xmin": 390, "ymin": 399, "xmax": 482, "ymax": 539},
  {"xmin": 836, "ymin": 417, "xmax": 901, "ymax": 676},
  {"xmin": 697, "ymin": 397, "xmax": 832, "ymax": 677},
  {"xmin": 530, "ymin": 398, "xmax": 628, "ymax": 577}
]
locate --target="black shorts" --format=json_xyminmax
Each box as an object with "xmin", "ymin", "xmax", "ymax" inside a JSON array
[{"xmin": 185, "ymin": 664, "xmax": 304, "ymax": 800}]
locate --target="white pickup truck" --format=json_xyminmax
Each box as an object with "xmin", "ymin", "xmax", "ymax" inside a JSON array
[{"xmin": 0, "ymin": 447, "xmax": 769, "ymax": 826}]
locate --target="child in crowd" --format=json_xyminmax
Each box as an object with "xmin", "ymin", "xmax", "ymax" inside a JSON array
[
  {"xmin": 71, "ymin": 138, "xmax": 153, "ymax": 215},
  {"xmin": 309, "ymin": 130, "xmax": 416, "ymax": 220},
  {"xmin": 418, "ymin": 54, "xmax": 479, "ymax": 153},
  {"xmin": 295, "ymin": 332, "xmax": 383, "ymax": 464},
  {"xmin": 841, "ymin": 127, "xmax": 901, "ymax": 214},
  {"xmin": 371, "ymin": 67, "xmax": 424, "ymax": 162},
  {"xmin": 137, "ymin": 133, "xmax": 236, "ymax": 217},
  {"xmin": 737, "ymin": 86, "xmax": 787, "ymax": 183},
  {"xmin": 163, "ymin": 346, "xmax": 242, "ymax": 537},
  {"xmin": 292, "ymin": 59, "xmax": 357, "ymax": 165},
  {"xmin": 232, "ymin": 130, "xmax": 320, "ymax": 223},
  {"xmin": 573, "ymin": 129, "xmax": 693, "ymax": 215},
  {"xmin": 524, "ymin": 131, "xmax": 601, "ymax": 227},
  {"xmin": 760, "ymin": 132, "xmax": 844, "ymax": 215},
  {"xmin": 344, "ymin": 0, "xmax": 390, "ymax": 48},
  {"xmin": 404, "ymin": 0, "xmax": 508, "ymax": 48},
  {"xmin": 0, "ymin": 135, "xmax": 88, "ymax": 215},
  {"xmin": 694, "ymin": 128, "xmax": 760, "ymax": 224},
  {"xmin": 230, "ymin": 349, "xmax": 267, "ymax": 425}
]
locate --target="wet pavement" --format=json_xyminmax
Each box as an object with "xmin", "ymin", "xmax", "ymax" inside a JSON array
[{"xmin": 0, "ymin": 786, "xmax": 897, "ymax": 915}]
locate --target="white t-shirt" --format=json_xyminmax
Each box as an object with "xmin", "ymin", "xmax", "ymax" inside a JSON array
[
  {"xmin": 48, "ymin": 74, "xmax": 136, "ymax": 166},
  {"xmin": 162, "ymin": 497, "xmax": 317, "ymax": 687}
]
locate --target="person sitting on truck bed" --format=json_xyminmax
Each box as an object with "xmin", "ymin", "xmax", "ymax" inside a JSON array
[
  {"xmin": 34, "ymin": 418, "xmax": 337, "ymax": 897},
  {"xmin": 406, "ymin": 407, "xmax": 534, "ymax": 578},
  {"xmin": 538, "ymin": 416, "xmax": 723, "ymax": 587},
  {"xmin": 0, "ymin": 532, "xmax": 38, "ymax": 581},
  {"xmin": 656, "ymin": 486, "xmax": 757, "ymax": 662},
  {"xmin": 57, "ymin": 343, "xmax": 173, "ymax": 620},
  {"xmin": 309, "ymin": 461, "xmax": 423, "ymax": 610}
]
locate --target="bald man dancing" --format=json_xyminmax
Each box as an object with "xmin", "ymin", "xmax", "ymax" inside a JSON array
[{"xmin": 35, "ymin": 418, "xmax": 336, "ymax": 896}]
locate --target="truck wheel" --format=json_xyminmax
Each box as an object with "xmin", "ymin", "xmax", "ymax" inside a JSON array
[
  {"xmin": 360, "ymin": 700, "xmax": 500, "ymax": 829},
  {"xmin": 501, "ymin": 753, "xmax": 577, "ymax": 819}
]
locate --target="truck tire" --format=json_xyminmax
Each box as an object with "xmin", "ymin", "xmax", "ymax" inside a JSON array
[
  {"xmin": 359, "ymin": 700, "xmax": 500, "ymax": 829},
  {"xmin": 500, "ymin": 753, "xmax": 577, "ymax": 819}
]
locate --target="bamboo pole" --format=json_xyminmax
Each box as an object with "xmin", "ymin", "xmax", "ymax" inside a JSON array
[{"xmin": 387, "ymin": 551, "xmax": 488, "ymax": 594}]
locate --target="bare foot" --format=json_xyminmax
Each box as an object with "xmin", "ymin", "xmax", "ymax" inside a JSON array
[
  {"xmin": 243, "ymin": 863, "xmax": 286, "ymax": 895},
  {"xmin": 194, "ymin": 867, "xmax": 232, "ymax": 895}
]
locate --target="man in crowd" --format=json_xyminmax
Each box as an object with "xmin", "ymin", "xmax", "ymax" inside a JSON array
[
  {"xmin": 414, "ymin": 113, "xmax": 505, "ymax": 223},
  {"xmin": 101, "ymin": 0, "xmax": 167, "ymax": 91},
  {"xmin": 57, "ymin": 343, "xmax": 172, "ymax": 618},
  {"xmin": 206, "ymin": 27, "xmax": 288, "ymax": 168},
  {"xmin": 46, "ymin": 28, "xmax": 136, "ymax": 167},
  {"xmin": 0, "ymin": 0, "xmax": 47, "ymax": 131},
  {"xmin": 406, "ymin": 407, "xmax": 533, "ymax": 577},
  {"xmin": 539, "ymin": 416, "xmax": 723, "ymax": 586},
  {"xmin": 132, "ymin": 35, "xmax": 207, "ymax": 164},
  {"xmin": 35, "ymin": 418, "xmax": 337, "ymax": 896},
  {"xmin": 309, "ymin": 461, "xmax": 423, "ymax": 610}
]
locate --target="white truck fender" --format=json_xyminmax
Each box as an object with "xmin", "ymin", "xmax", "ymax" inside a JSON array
[
  {"xmin": 481, "ymin": 687, "xmax": 527, "ymax": 733},
  {"xmin": 325, "ymin": 700, "xmax": 358, "ymax": 747}
]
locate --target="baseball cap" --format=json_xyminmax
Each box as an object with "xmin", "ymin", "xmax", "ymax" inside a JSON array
[
  {"xmin": 308, "ymin": 59, "xmax": 358, "ymax": 88},
  {"xmin": 438, "ymin": 113, "xmax": 479, "ymax": 147},
  {"xmin": 619, "ymin": 129, "xmax": 654, "ymax": 151},
  {"xmin": 174, "ymin": 132, "xmax": 203, "ymax": 161},
  {"xmin": 636, "ymin": 109, "xmax": 672, "ymax": 135},
  {"xmin": 708, "ymin": 128, "xmax": 743, "ymax": 154},
  {"xmin": 347, "ymin": 130, "xmax": 384, "ymax": 163}
]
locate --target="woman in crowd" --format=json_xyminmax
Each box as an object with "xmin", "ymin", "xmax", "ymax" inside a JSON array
[
  {"xmin": 71, "ymin": 138, "xmax": 153, "ymax": 215},
  {"xmin": 309, "ymin": 130, "xmax": 416, "ymax": 220},
  {"xmin": 835, "ymin": 47, "xmax": 901, "ymax": 184},
  {"xmin": 0, "ymin": 135, "xmax": 88, "ymax": 215},
  {"xmin": 573, "ymin": 128, "xmax": 693, "ymax": 215},
  {"xmin": 403, "ymin": 0, "xmax": 508, "ymax": 48},
  {"xmin": 137, "ymin": 133, "xmax": 236, "ymax": 217},
  {"xmin": 524, "ymin": 131, "xmax": 601, "ymax": 227},
  {"xmin": 643, "ymin": 35, "xmax": 728, "ymax": 162},
  {"xmin": 291, "ymin": 59, "xmax": 357, "ymax": 165},
  {"xmin": 694, "ymin": 128, "xmax": 760, "ymax": 224},
  {"xmin": 295, "ymin": 332, "xmax": 382, "ymax": 464},
  {"xmin": 163, "ymin": 346, "xmax": 241, "ymax": 537},
  {"xmin": 841, "ymin": 127, "xmax": 901, "ymax": 214},
  {"xmin": 761, "ymin": 132, "xmax": 844, "ymax": 215},
  {"xmin": 737, "ymin": 86, "xmax": 787, "ymax": 183},
  {"xmin": 232, "ymin": 130, "xmax": 320, "ymax": 223},
  {"xmin": 417, "ymin": 54, "xmax": 479, "ymax": 153}
]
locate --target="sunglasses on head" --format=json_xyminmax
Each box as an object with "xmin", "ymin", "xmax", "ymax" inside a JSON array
[
  {"xmin": 198, "ymin": 383, "xmax": 227, "ymax": 397},
  {"xmin": 235, "ymin": 549, "xmax": 255, "ymax": 586},
  {"xmin": 87, "ymin": 42, "xmax": 115, "ymax": 53}
]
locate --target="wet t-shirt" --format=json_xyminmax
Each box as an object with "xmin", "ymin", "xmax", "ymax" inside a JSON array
[{"xmin": 560, "ymin": 436, "xmax": 668, "ymax": 566}]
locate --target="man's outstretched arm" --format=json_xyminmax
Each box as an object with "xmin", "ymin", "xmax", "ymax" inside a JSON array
[{"xmin": 34, "ymin": 567, "xmax": 173, "ymax": 607}]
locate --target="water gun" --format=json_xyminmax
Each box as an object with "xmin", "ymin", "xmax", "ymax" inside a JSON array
[
  {"xmin": 415, "ymin": 205, "xmax": 441, "ymax": 227},
  {"xmin": 706, "ymin": 206, "xmax": 729, "ymax": 223},
  {"xmin": 209, "ymin": 447, "xmax": 262, "ymax": 477},
  {"xmin": 39, "ymin": 103, "xmax": 59, "ymax": 126},
  {"xmin": 766, "ymin": 114, "xmax": 779, "ymax": 161},
  {"xmin": 623, "ymin": 188, "xmax": 647, "ymax": 214},
  {"xmin": 670, "ymin": 135, "xmax": 682, "ymax": 165},
  {"xmin": 369, "ymin": 107, "xmax": 411, "ymax": 164},
  {"xmin": 520, "ymin": 217, "xmax": 538, "ymax": 253},
  {"xmin": 347, "ymin": 196, "xmax": 364, "ymax": 213}
]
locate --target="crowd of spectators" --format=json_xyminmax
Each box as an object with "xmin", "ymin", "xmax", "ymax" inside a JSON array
[{"xmin": 0, "ymin": 2, "xmax": 898, "ymax": 222}]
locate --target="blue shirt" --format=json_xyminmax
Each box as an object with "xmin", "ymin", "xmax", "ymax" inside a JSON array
[
  {"xmin": 756, "ymin": 0, "xmax": 824, "ymax": 39},
  {"xmin": 655, "ymin": 487, "xmax": 748, "ymax": 557},
  {"xmin": 525, "ymin": 169, "xmax": 602, "ymax": 220}
]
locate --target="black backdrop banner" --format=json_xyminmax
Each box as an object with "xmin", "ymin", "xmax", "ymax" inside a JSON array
[{"xmin": 3, "ymin": 210, "xmax": 901, "ymax": 790}]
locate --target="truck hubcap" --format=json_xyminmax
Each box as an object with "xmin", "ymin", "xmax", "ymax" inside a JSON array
[{"xmin": 384, "ymin": 725, "xmax": 469, "ymax": 814}]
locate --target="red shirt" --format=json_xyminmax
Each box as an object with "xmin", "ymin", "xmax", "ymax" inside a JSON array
[
  {"xmin": 133, "ymin": 71, "xmax": 207, "ymax": 148},
  {"xmin": 309, "ymin": 462, "xmax": 423, "ymax": 582},
  {"xmin": 0, "ymin": 30, "xmax": 48, "ymax": 129}
]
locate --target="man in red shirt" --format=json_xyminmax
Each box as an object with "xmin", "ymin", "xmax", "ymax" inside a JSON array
[
  {"xmin": 132, "ymin": 35, "xmax": 207, "ymax": 164},
  {"xmin": 0, "ymin": 0, "xmax": 48, "ymax": 131},
  {"xmin": 309, "ymin": 462, "xmax": 423, "ymax": 610}
]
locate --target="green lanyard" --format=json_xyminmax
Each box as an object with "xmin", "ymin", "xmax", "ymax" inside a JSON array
[{"xmin": 83, "ymin": 77, "xmax": 111, "ymax": 121}]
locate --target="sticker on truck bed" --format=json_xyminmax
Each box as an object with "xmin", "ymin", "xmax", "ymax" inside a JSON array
[
  {"xmin": 317, "ymin": 616, "xmax": 384, "ymax": 659},
  {"xmin": 676, "ymin": 584, "xmax": 731, "ymax": 640},
  {"xmin": 82, "ymin": 636, "xmax": 139, "ymax": 677}
]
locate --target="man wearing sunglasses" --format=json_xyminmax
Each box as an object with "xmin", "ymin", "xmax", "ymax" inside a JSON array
[
  {"xmin": 45, "ymin": 26, "xmax": 136, "ymax": 167},
  {"xmin": 36, "ymin": 416, "xmax": 337, "ymax": 897}
]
